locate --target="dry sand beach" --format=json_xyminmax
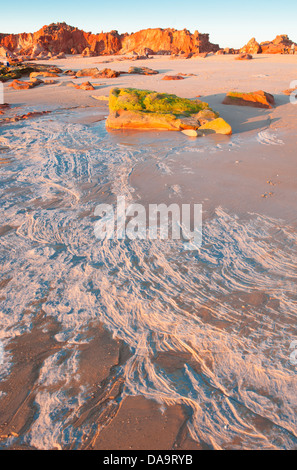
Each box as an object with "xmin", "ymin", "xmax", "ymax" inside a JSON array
[{"xmin": 0, "ymin": 52, "xmax": 297, "ymax": 450}]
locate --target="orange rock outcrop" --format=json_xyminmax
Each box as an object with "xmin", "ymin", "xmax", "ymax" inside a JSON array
[
  {"xmin": 222, "ymin": 91, "xmax": 275, "ymax": 109},
  {"xmin": 240, "ymin": 35, "xmax": 296, "ymax": 55},
  {"xmin": 119, "ymin": 28, "xmax": 219, "ymax": 55},
  {"xmin": 2, "ymin": 23, "xmax": 295, "ymax": 59},
  {"xmin": 0, "ymin": 23, "xmax": 220, "ymax": 57}
]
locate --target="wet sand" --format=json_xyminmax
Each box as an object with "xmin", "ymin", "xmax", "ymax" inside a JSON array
[
  {"xmin": 4, "ymin": 53, "xmax": 297, "ymax": 221},
  {"xmin": 0, "ymin": 54, "xmax": 297, "ymax": 450}
]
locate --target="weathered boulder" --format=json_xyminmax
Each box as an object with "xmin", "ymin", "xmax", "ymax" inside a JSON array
[
  {"xmin": 235, "ymin": 53, "xmax": 253, "ymax": 60},
  {"xmin": 76, "ymin": 67, "xmax": 121, "ymax": 78},
  {"xmin": 30, "ymin": 71, "xmax": 59, "ymax": 79},
  {"xmin": 8, "ymin": 78, "xmax": 43, "ymax": 89},
  {"xmin": 223, "ymin": 90, "xmax": 275, "ymax": 109},
  {"xmin": 199, "ymin": 118, "xmax": 232, "ymax": 135},
  {"xmin": 76, "ymin": 68, "xmax": 100, "ymax": 77},
  {"xmin": 106, "ymin": 88, "xmax": 231, "ymax": 134},
  {"xmin": 96, "ymin": 68, "xmax": 121, "ymax": 78},
  {"xmin": 162, "ymin": 75, "xmax": 185, "ymax": 80},
  {"xmin": 0, "ymin": 63, "xmax": 62, "ymax": 82},
  {"xmin": 240, "ymin": 38, "xmax": 261, "ymax": 54},
  {"xmin": 128, "ymin": 66, "xmax": 158, "ymax": 75},
  {"xmin": 75, "ymin": 81, "xmax": 95, "ymax": 90}
]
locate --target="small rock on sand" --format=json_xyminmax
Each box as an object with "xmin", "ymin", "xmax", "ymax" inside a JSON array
[
  {"xmin": 75, "ymin": 81, "xmax": 95, "ymax": 90},
  {"xmin": 181, "ymin": 129, "xmax": 202, "ymax": 137},
  {"xmin": 128, "ymin": 66, "xmax": 159, "ymax": 75},
  {"xmin": 162, "ymin": 75, "xmax": 185, "ymax": 80},
  {"xmin": 235, "ymin": 53, "xmax": 253, "ymax": 60},
  {"xmin": 8, "ymin": 79, "xmax": 43, "ymax": 90},
  {"xmin": 223, "ymin": 90, "xmax": 275, "ymax": 109}
]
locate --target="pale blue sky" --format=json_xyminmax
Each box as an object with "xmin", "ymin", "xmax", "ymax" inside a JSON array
[{"xmin": 0, "ymin": 0, "xmax": 296, "ymax": 48}]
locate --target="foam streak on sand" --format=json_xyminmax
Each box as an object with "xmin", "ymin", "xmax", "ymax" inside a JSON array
[
  {"xmin": 257, "ymin": 130, "xmax": 285, "ymax": 146},
  {"xmin": 0, "ymin": 113, "xmax": 297, "ymax": 450}
]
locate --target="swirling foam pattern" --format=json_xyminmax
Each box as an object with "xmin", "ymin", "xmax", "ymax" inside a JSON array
[{"xmin": 0, "ymin": 114, "xmax": 296, "ymax": 449}]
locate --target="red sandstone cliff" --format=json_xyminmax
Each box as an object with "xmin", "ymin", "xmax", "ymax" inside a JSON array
[
  {"xmin": 0, "ymin": 22, "xmax": 219, "ymax": 57},
  {"xmin": 119, "ymin": 28, "xmax": 219, "ymax": 55},
  {"xmin": 240, "ymin": 34, "xmax": 296, "ymax": 54},
  {"xmin": 0, "ymin": 23, "xmax": 122, "ymax": 56},
  {"xmin": 2, "ymin": 23, "xmax": 295, "ymax": 58}
]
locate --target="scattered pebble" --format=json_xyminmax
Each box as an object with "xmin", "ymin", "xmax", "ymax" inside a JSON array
[{"xmin": 261, "ymin": 192, "xmax": 274, "ymax": 198}]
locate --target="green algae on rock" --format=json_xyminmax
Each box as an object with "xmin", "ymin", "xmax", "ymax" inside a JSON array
[
  {"xmin": 106, "ymin": 88, "xmax": 232, "ymax": 134},
  {"xmin": 0, "ymin": 63, "xmax": 63, "ymax": 82},
  {"xmin": 128, "ymin": 66, "xmax": 159, "ymax": 75}
]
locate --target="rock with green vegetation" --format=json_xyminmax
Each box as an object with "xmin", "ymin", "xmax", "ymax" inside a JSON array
[
  {"xmin": 128, "ymin": 66, "xmax": 159, "ymax": 75},
  {"xmin": 0, "ymin": 63, "xmax": 62, "ymax": 82},
  {"xmin": 106, "ymin": 88, "xmax": 232, "ymax": 134}
]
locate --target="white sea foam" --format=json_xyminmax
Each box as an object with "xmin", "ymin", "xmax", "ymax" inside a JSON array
[
  {"xmin": 0, "ymin": 115, "xmax": 296, "ymax": 449},
  {"xmin": 257, "ymin": 130, "xmax": 285, "ymax": 146}
]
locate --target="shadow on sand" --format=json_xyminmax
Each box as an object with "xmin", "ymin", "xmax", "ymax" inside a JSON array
[{"xmin": 200, "ymin": 92, "xmax": 287, "ymax": 134}]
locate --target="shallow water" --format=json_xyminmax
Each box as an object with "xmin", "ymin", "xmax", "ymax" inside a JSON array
[{"xmin": 0, "ymin": 110, "xmax": 296, "ymax": 449}]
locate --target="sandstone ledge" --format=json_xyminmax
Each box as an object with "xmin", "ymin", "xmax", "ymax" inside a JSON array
[{"xmin": 106, "ymin": 88, "xmax": 232, "ymax": 134}]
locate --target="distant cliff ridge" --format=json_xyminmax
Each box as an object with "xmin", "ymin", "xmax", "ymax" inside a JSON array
[
  {"xmin": 1, "ymin": 23, "xmax": 295, "ymax": 59},
  {"xmin": 0, "ymin": 22, "xmax": 220, "ymax": 57}
]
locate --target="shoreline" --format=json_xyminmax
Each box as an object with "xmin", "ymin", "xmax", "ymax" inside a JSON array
[{"xmin": 1, "ymin": 54, "xmax": 297, "ymax": 450}]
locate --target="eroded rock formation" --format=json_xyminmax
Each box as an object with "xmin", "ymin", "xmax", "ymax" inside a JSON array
[
  {"xmin": 0, "ymin": 23, "xmax": 220, "ymax": 58},
  {"xmin": 2, "ymin": 23, "xmax": 295, "ymax": 59},
  {"xmin": 0, "ymin": 23, "xmax": 122, "ymax": 57},
  {"xmin": 119, "ymin": 28, "xmax": 219, "ymax": 55},
  {"xmin": 106, "ymin": 87, "xmax": 232, "ymax": 135},
  {"xmin": 240, "ymin": 37, "xmax": 261, "ymax": 54},
  {"xmin": 240, "ymin": 35, "xmax": 296, "ymax": 55},
  {"xmin": 260, "ymin": 35, "xmax": 295, "ymax": 54},
  {"xmin": 222, "ymin": 91, "xmax": 275, "ymax": 109}
]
